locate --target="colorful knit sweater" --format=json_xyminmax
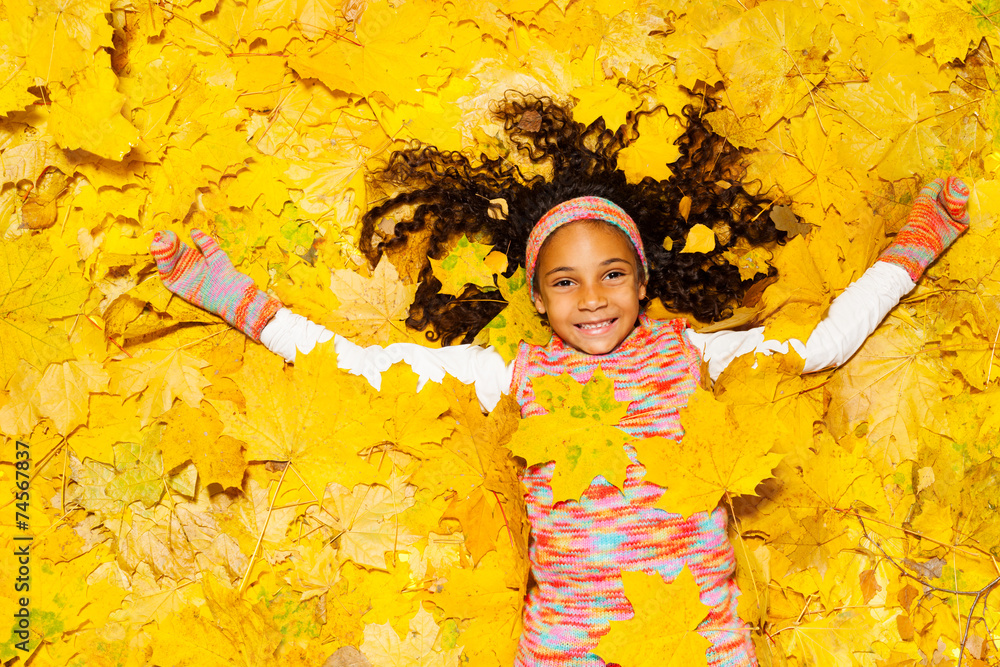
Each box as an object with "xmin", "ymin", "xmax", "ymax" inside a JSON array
[{"xmin": 510, "ymin": 315, "xmax": 755, "ymax": 667}]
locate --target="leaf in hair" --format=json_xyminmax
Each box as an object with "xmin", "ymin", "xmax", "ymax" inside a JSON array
[
  {"xmin": 430, "ymin": 235, "xmax": 506, "ymax": 296},
  {"xmin": 484, "ymin": 268, "xmax": 551, "ymax": 362},
  {"xmin": 617, "ymin": 107, "xmax": 683, "ymax": 184}
]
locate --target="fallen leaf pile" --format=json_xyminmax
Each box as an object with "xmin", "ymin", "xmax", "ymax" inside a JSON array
[{"xmin": 2, "ymin": 0, "xmax": 1000, "ymax": 664}]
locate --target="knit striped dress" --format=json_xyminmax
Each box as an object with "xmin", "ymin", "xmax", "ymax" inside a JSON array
[{"xmin": 510, "ymin": 315, "xmax": 755, "ymax": 667}]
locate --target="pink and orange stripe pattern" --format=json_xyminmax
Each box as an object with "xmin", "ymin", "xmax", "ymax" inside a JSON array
[{"xmin": 510, "ymin": 315, "xmax": 755, "ymax": 667}]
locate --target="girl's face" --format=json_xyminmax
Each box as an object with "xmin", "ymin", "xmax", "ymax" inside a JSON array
[{"xmin": 532, "ymin": 221, "xmax": 646, "ymax": 355}]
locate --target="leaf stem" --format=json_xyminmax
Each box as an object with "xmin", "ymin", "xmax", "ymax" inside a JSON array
[
  {"xmin": 835, "ymin": 508, "xmax": 986, "ymax": 559},
  {"xmin": 238, "ymin": 461, "xmax": 290, "ymax": 596},
  {"xmin": 783, "ymin": 48, "xmax": 827, "ymax": 135},
  {"xmin": 986, "ymin": 318, "xmax": 1000, "ymax": 384},
  {"xmin": 491, "ymin": 489, "xmax": 516, "ymax": 552}
]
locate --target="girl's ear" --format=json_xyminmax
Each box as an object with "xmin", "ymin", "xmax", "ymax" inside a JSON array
[
  {"xmin": 533, "ymin": 291, "xmax": 547, "ymax": 314},
  {"xmin": 638, "ymin": 280, "xmax": 647, "ymax": 301}
]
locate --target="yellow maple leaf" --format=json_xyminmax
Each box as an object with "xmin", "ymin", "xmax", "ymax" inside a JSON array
[
  {"xmin": 225, "ymin": 154, "xmax": 293, "ymax": 215},
  {"xmin": 145, "ymin": 579, "xmax": 282, "ymax": 666},
  {"xmin": 760, "ymin": 235, "xmax": 834, "ymax": 342},
  {"xmin": 0, "ymin": 361, "xmax": 43, "ymax": 437},
  {"xmin": 240, "ymin": 0, "xmax": 340, "ymax": 40},
  {"xmin": 732, "ymin": 537, "xmax": 770, "ymax": 627},
  {"xmin": 326, "ymin": 256, "xmax": 418, "ymax": 347},
  {"xmin": 287, "ymin": 1, "xmax": 441, "ymax": 106},
  {"xmin": 570, "ymin": 81, "xmax": 639, "ymax": 130},
  {"xmin": 822, "ymin": 35, "xmax": 947, "ymax": 182},
  {"xmin": 0, "ymin": 235, "xmax": 89, "ymax": 384},
  {"xmin": 713, "ymin": 353, "xmax": 823, "ymax": 457},
  {"xmin": 594, "ymin": 567, "xmax": 711, "ymax": 667},
  {"xmin": 210, "ymin": 341, "xmax": 388, "ymax": 501},
  {"xmin": 104, "ymin": 440, "xmax": 164, "ymax": 508},
  {"xmin": 431, "ymin": 549, "xmax": 524, "ymax": 666},
  {"xmin": 410, "ymin": 381, "xmax": 520, "ymax": 501},
  {"xmin": 662, "ymin": 18, "xmax": 723, "ymax": 89},
  {"xmin": 47, "ymin": 52, "xmax": 139, "ymax": 160},
  {"xmin": 618, "ymin": 107, "xmax": 683, "ymax": 184},
  {"xmin": 326, "ymin": 479, "xmax": 420, "ymax": 571},
  {"xmin": 8, "ymin": 0, "xmax": 113, "ymax": 81},
  {"xmin": 702, "ymin": 108, "xmax": 766, "ymax": 150},
  {"xmin": 744, "ymin": 112, "xmax": 860, "ymax": 223},
  {"xmin": 110, "ymin": 348, "xmax": 211, "ymax": 427},
  {"xmin": 0, "ymin": 546, "xmax": 125, "ymax": 658},
  {"xmin": 372, "ymin": 365, "xmax": 455, "ymax": 457},
  {"xmin": 361, "ymin": 606, "xmax": 463, "ymax": 667},
  {"xmin": 484, "ymin": 268, "xmax": 551, "ymax": 362},
  {"xmin": 158, "ymin": 402, "xmax": 247, "ymax": 490},
  {"xmin": 430, "ymin": 235, "xmax": 506, "ymax": 296},
  {"xmin": 0, "ymin": 41, "xmax": 39, "ymax": 116},
  {"xmin": 33, "ymin": 359, "xmax": 109, "ymax": 435},
  {"xmin": 632, "ymin": 389, "xmax": 784, "ymax": 517},
  {"xmin": 721, "ymin": 239, "xmax": 773, "ymax": 281},
  {"xmin": 708, "ymin": 2, "xmax": 829, "ymax": 129},
  {"xmin": 441, "ymin": 487, "xmax": 505, "ymax": 564},
  {"xmin": 66, "ymin": 394, "xmax": 144, "ymax": 461},
  {"xmin": 508, "ymin": 369, "xmax": 632, "ymax": 503},
  {"xmin": 826, "ymin": 319, "xmax": 963, "ymax": 473},
  {"xmin": 900, "ymin": 0, "xmax": 980, "ymax": 65},
  {"xmin": 775, "ymin": 609, "xmax": 886, "ymax": 667},
  {"xmin": 681, "ymin": 223, "xmax": 717, "ymax": 254}
]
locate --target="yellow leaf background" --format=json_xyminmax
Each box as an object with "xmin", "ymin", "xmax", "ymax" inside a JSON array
[{"xmin": 2, "ymin": 0, "xmax": 1000, "ymax": 664}]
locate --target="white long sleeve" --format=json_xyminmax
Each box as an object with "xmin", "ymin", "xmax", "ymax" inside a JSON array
[
  {"xmin": 686, "ymin": 261, "xmax": 915, "ymax": 381},
  {"xmin": 259, "ymin": 260, "xmax": 915, "ymax": 403},
  {"xmin": 259, "ymin": 309, "xmax": 513, "ymax": 411}
]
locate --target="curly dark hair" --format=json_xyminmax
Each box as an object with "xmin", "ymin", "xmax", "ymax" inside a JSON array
[{"xmin": 359, "ymin": 93, "xmax": 786, "ymax": 345}]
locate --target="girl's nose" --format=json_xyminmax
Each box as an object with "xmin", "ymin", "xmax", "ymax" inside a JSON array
[{"xmin": 578, "ymin": 283, "xmax": 607, "ymax": 309}]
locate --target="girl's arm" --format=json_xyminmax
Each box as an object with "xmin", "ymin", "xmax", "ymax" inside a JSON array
[
  {"xmin": 149, "ymin": 230, "xmax": 511, "ymax": 410},
  {"xmin": 260, "ymin": 309, "xmax": 511, "ymax": 410},
  {"xmin": 688, "ymin": 177, "xmax": 970, "ymax": 381},
  {"xmin": 687, "ymin": 261, "xmax": 913, "ymax": 380}
]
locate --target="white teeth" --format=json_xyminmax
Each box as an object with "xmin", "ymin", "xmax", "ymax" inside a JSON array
[{"xmin": 578, "ymin": 321, "xmax": 612, "ymax": 330}]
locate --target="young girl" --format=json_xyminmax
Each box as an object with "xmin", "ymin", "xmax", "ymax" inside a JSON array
[{"xmin": 148, "ymin": 95, "xmax": 970, "ymax": 667}]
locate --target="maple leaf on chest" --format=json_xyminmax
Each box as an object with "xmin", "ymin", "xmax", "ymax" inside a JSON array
[
  {"xmin": 632, "ymin": 388, "xmax": 784, "ymax": 517},
  {"xmin": 508, "ymin": 369, "xmax": 632, "ymax": 503},
  {"xmin": 595, "ymin": 567, "xmax": 711, "ymax": 667}
]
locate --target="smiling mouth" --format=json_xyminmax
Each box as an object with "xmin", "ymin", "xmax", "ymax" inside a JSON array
[{"xmin": 575, "ymin": 318, "xmax": 617, "ymax": 332}]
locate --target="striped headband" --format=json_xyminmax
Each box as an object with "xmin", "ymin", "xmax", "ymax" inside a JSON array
[{"xmin": 525, "ymin": 196, "xmax": 648, "ymax": 300}]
